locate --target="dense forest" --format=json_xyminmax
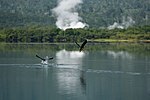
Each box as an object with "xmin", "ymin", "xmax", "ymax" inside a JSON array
[
  {"xmin": 0, "ymin": 0, "xmax": 149, "ymax": 43},
  {"xmin": 0, "ymin": 0, "xmax": 149, "ymax": 28},
  {"xmin": 0, "ymin": 25, "xmax": 150, "ymax": 43}
]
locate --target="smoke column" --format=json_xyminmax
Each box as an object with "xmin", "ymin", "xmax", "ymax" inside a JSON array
[
  {"xmin": 108, "ymin": 16, "xmax": 135, "ymax": 30},
  {"xmin": 52, "ymin": 0, "xmax": 88, "ymax": 30}
]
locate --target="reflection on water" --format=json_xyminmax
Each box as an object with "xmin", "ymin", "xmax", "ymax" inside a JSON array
[
  {"xmin": 56, "ymin": 49, "xmax": 87, "ymax": 95},
  {"xmin": 0, "ymin": 43, "xmax": 150, "ymax": 100},
  {"xmin": 56, "ymin": 49, "xmax": 85, "ymax": 67},
  {"xmin": 107, "ymin": 50, "xmax": 133, "ymax": 59}
]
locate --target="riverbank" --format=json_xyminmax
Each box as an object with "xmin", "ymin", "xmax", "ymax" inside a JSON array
[{"xmin": 88, "ymin": 39, "xmax": 150, "ymax": 43}]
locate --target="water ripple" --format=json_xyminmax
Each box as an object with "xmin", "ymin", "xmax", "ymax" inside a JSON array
[{"xmin": 86, "ymin": 69, "xmax": 147, "ymax": 76}]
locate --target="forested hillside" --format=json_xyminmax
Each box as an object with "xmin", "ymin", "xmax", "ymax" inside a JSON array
[
  {"xmin": 81, "ymin": 0, "xmax": 150, "ymax": 27},
  {"xmin": 0, "ymin": 0, "xmax": 149, "ymax": 28}
]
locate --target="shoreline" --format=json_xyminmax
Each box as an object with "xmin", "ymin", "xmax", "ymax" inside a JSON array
[
  {"xmin": 88, "ymin": 39, "xmax": 150, "ymax": 43},
  {"xmin": 0, "ymin": 39, "xmax": 150, "ymax": 44}
]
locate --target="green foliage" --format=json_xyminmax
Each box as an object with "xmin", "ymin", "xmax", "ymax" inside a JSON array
[
  {"xmin": 0, "ymin": 25, "xmax": 149, "ymax": 43},
  {"xmin": 0, "ymin": 0, "xmax": 149, "ymax": 28}
]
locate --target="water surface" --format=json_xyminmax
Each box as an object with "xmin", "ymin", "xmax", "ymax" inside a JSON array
[{"xmin": 0, "ymin": 43, "xmax": 150, "ymax": 100}]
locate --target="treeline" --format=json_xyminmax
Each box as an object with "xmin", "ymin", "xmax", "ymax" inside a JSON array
[{"xmin": 0, "ymin": 25, "xmax": 150, "ymax": 43}]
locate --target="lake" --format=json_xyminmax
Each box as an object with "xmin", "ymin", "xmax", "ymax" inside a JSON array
[{"xmin": 0, "ymin": 43, "xmax": 150, "ymax": 100}]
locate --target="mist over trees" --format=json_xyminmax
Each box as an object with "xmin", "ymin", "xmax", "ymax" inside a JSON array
[
  {"xmin": 0, "ymin": 0, "xmax": 149, "ymax": 28},
  {"xmin": 81, "ymin": 0, "xmax": 150, "ymax": 28},
  {"xmin": 0, "ymin": 0, "xmax": 149, "ymax": 43}
]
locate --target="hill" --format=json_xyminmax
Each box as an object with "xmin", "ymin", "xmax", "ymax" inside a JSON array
[{"xmin": 0, "ymin": 0, "xmax": 149, "ymax": 28}]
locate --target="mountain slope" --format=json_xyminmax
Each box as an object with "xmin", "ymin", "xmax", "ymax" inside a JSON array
[{"xmin": 0, "ymin": 0, "xmax": 149, "ymax": 28}]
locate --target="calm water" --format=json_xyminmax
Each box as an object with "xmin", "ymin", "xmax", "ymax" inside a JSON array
[{"xmin": 0, "ymin": 43, "xmax": 150, "ymax": 100}]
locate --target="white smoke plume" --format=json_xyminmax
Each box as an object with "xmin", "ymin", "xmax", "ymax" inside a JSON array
[
  {"xmin": 108, "ymin": 16, "xmax": 135, "ymax": 30},
  {"xmin": 52, "ymin": 0, "xmax": 88, "ymax": 30}
]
